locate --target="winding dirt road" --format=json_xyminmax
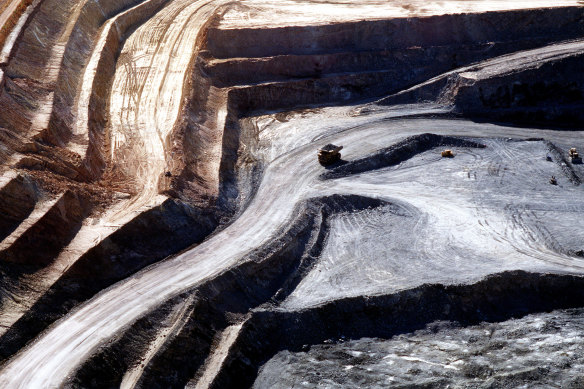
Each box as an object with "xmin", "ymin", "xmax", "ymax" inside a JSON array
[
  {"xmin": 108, "ymin": 0, "xmax": 229, "ymax": 216},
  {"xmin": 1, "ymin": 1, "xmax": 584, "ymax": 387},
  {"xmin": 1, "ymin": 103, "xmax": 584, "ymax": 387}
]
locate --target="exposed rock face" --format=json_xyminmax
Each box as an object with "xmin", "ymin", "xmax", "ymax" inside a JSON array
[
  {"xmin": 0, "ymin": 1, "xmax": 583, "ymax": 388},
  {"xmin": 255, "ymin": 308, "xmax": 584, "ymax": 388}
]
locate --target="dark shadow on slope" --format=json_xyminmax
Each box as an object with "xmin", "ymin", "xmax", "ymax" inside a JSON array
[
  {"xmin": 62, "ymin": 194, "xmax": 390, "ymax": 388},
  {"xmin": 0, "ymin": 199, "xmax": 221, "ymax": 366},
  {"xmin": 452, "ymin": 54, "xmax": 584, "ymax": 128},
  {"xmin": 0, "ymin": 174, "xmax": 37, "ymax": 242},
  {"xmin": 0, "ymin": 190, "xmax": 91, "ymax": 268},
  {"xmin": 212, "ymin": 271, "xmax": 584, "ymax": 389}
]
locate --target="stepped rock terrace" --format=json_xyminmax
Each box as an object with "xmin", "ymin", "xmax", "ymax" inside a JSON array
[{"xmin": 0, "ymin": 1, "xmax": 583, "ymax": 388}]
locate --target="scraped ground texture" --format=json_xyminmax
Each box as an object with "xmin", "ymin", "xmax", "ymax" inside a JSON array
[{"xmin": 0, "ymin": 1, "xmax": 583, "ymax": 388}]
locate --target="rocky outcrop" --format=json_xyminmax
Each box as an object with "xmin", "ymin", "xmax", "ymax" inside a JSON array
[
  {"xmin": 453, "ymin": 54, "xmax": 584, "ymax": 125},
  {"xmin": 213, "ymin": 271, "xmax": 584, "ymax": 389}
]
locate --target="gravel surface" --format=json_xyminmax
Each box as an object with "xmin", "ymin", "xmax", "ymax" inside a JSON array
[
  {"xmin": 255, "ymin": 308, "xmax": 584, "ymax": 388},
  {"xmin": 1, "ymin": 2, "xmax": 584, "ymax": 387}
]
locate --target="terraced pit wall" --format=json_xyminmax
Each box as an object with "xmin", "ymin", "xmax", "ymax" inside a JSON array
[
  {"xmin": 206, "ymin": 7, "xmax": 584, "ymax": 59},
  {"xmin": 63, "ymin": 195, "xmax": 385, "ymax": 388},
  {"xmin": 61, "ymin": 193, "xmax": 584, "ymax": 388},
  {"xmin": 197, "ymin": 6, "xmax": 584, "ymax": 209},
  {"xmin": 1, "ymin": 4, "xmax": 584, "ymax": 388},
  {"xmin": 453, "ymin": 53, "xmax": 584, "ymax": 125},
  {"xmin": 210, "ymin": 7, "xmax": 584, "ymax": 111},
  {"xmin": 0, "ymin": 0, "xmax": 35, "ymax": 60},
  {"xmin": 212, "ymin": 271, "xmax": 584, "ymax": 389},
  {"xmin": 0, "ymin": 0, "xmax": 166, "ymax": 179}
]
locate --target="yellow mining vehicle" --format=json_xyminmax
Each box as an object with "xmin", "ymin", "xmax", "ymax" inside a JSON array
[
  {"xmin": 318, "ymin": 144, "xmax": 343, "ymax": 166},
  {"xmin": 569, "ymin": 148, "xmax": 582, "ymax": 164}
]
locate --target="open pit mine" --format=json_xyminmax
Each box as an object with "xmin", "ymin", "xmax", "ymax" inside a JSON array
[{"xmin": 1, "ymin": 0, "xmax": 584, "ymax": 388}]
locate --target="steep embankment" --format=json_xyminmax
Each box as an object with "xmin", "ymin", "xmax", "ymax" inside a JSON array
[
  {"xmin": 377, "ymin": 39, "xmax": 584, "ymax": 124},
  {"xmin": 0, "ymin": 0, "xmax": 228, "ymax": 363}
]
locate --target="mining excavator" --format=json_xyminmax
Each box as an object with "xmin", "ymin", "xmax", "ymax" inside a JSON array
[
  {"xmin": 441, "ymin": 149, "xmax": 454, "ymax": 158},
  {"xmin": 569, "ymin": 148, "xmax": 582, "ymax": 164},
  {"xmin": 318, "ymin": 144, "xmax": 343, "ymax": 165}
]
